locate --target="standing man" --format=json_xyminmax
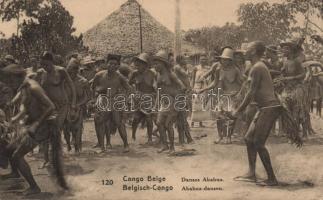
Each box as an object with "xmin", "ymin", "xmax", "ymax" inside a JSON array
[
  {"xmin": 64, "ymin": 58, "xmax": 91, "ymax": 153},
  {"xmin": 232, "ymin": 41, "xmax": 300, "ymax": 186},
  {"xmin": 198, "ymin": 48, "xmax": 243, "ymax": 144},
  {"xmin": 174, "ymin": 55, "xmax": 194, "ymax": 144},
  {"xmin": 92, "ymin": 54, "xmax": 131, "ymax": 153},
  {"xmin": 129, "ymin": 53, "xmax": 156, "ymax": 144},
  {"xmin": 40, "ymin": 51, "xmax": 76, "ymax": 167},
  {"xmin": 191, "ymin": 54, "xmax": 211, "ymax": 127}
]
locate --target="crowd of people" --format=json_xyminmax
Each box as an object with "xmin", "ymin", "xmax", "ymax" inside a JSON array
[{"xmin": 0, "ymin": 35, "xmax": 323, "ymax": 195}]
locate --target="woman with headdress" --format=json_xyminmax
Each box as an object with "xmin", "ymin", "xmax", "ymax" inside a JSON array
[{"xmin": 278, "ymin": 38, "xmax": 308, "ymax": 138}]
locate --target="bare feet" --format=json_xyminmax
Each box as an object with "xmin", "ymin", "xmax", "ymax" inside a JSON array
[
  {"xmin": 187, "ymin": 139, "xmax": 194, "ymax": 144},
  {"xmin": 214, "ymin": 138, "xmax": 223, "ymax": 144},
  {"xmin": 23, "ymin": 186, "xmax": 41, "ymax": 196},
  {"xmin": 225, "ymin": 138, "xmax": 232, "ymax": 144},
  {"xmin": 256, "ymin": 179, "xmax": 279, "ymax": 186},
  {"xmin": 146, "ymin": 140, "xmax": 153, "ymax": 145},
  {"xmin": 39, "ymin": 161, "xmax": 49, "ymax": 169},
  {"xmin": 74, "ymin": 151, "xmax": 80, "ymax": 156},
  {"xmin": 123, "ymin": 146, "xmax": 130, "ymax": 153},
  {"xmin": 0, "ymin": 172, "xmax": 20, "ymax": 180},
  {"xmin": 168, "ymin": 148, "xmax": 175, "ymax": 154},
  {"xmin": 234, "ymin": 174, "xmax": 257, "ymax": 182},
  {"xmin": 158, "ymin": 145, "xmax": 169, "ymax": 153}
]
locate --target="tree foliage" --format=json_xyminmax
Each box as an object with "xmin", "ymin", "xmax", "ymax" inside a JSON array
[
  {"xmin": 287, "ymin": 0, "xmax": 323, "ymax": 19},
  {"xmin": 184, "ymin": 23, "xmax": 245, "ymax": 53},
  {"xmin": 183, "ymin": 0, "xmax": 322, "ymax": 53},
  {"xmin": 0, "ymin": 0, "xmax": 85, "ymax": 62},
  {"xmin": 237, "ymin": 2, "xmax": 296, "ymax": 44}
]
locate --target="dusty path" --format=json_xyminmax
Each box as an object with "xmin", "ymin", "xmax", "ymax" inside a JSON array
[{"xmin": 1, "ymin": 117, "xmax": 323, "ymax": 200}]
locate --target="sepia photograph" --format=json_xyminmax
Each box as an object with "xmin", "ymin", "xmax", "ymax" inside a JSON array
[{"xmin": 0, "ymin": 0, "xmax": 323, "ymax": 199}]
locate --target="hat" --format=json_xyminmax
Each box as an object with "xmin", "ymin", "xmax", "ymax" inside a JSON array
[
  {"xmin": 81, "ymin": 56, "xmax": 96, "ymax": 65},
  {"xmin": 266, "ymin": 45, "xmax": 278, "ymax": 53},
  {"xmin": 41, "ymin": 51, "xmax": 54, "ymax": 61},
  {"xmin": 95, "ymin": 57, "xmax": 105, "ymax": 62},
  {"xmin": 153, "ymin": 50, "xmax": 170, "ymax": 65},
  {"xmin": 107, "ymin": 54, "xmax": 121, "ymax": 63},
  {"xmin": 221, "ymin": 46, "xmax": 233, "ymax": 54},
  {"xmin": 0, "ymin": 64, "xmax": 26, "ymax": 75},
  {"xmin": 133, "ymin": 53, "xmax": 149, "ymax": 64},
  {"xmin": 217, "ymin": 48, "xmax": 234, "ymax": 60},
  {"xmin": 234, "ymin": 50, "xmax": 246, "ymax": 55},
  {"xmin": 67, "ymin": 58, "xmax": 80, "ymax": 70},
  {"xmin": 280, "ymin": 37, "xmax": 304, "ymax": 48},
  {"xmin": 4, "ymin": 55, "xmax": 14, "ymax": 62}
]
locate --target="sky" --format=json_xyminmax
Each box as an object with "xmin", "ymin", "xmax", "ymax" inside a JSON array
[{"xmin": 0, "ymin": 0, "xmax": 311, "ymax": 38}]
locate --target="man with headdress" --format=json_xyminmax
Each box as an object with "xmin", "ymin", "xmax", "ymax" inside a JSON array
[
  {"xmin": 198, "ymin": 48, "xmax": 243, "ymax": 144},
  {"xmin": 128, "ymin": 53, "xmax": 156, "ymax": 144},
  {"xmin": 92, "ymin": 54, "xmax": 131, "ymax": 153},
  {"xmin": 174, "ymin": 55, "xmax": 194, "ymax": 144},
  {"xmin": 233, "ymin": 41, "xmax": 302, "ymax": 186},
  {"xmin": 63, "ymin": 58, "xmax": 90, "ymax": 153},
  {"xmin": 152, "ymin": 50, "xmax": 186, "ymax": 153},
  {"xmin": 0, "ymin": 65, "xmax": 69, "ymax": 195}
]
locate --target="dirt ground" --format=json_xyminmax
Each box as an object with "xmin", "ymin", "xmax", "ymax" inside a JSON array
[{"xmin": 1, "ymin": 115, "xmax": 323, "ymax": 200}]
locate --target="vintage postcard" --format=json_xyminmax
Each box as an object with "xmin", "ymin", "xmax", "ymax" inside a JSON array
[{"xmin": 0, "ymin": 0, "xmax": 323, "ymax": 199}]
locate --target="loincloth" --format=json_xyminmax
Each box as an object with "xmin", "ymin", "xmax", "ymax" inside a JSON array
[
  {"xmin": 64, "ymin": 107, "xmax": 84, "ymax": 132},
  {"xmin": 245, "ymin": 106, "xmax": 281, "ymax": 142},
  {"xmin": 280, "ymin": 84, "xmax": 308, "ymax": 120}
]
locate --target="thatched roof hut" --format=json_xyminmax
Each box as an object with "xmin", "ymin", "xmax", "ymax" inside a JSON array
[{"xmin": 83, "ymin": 0, "xmax": 203, "ymax": 56}]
